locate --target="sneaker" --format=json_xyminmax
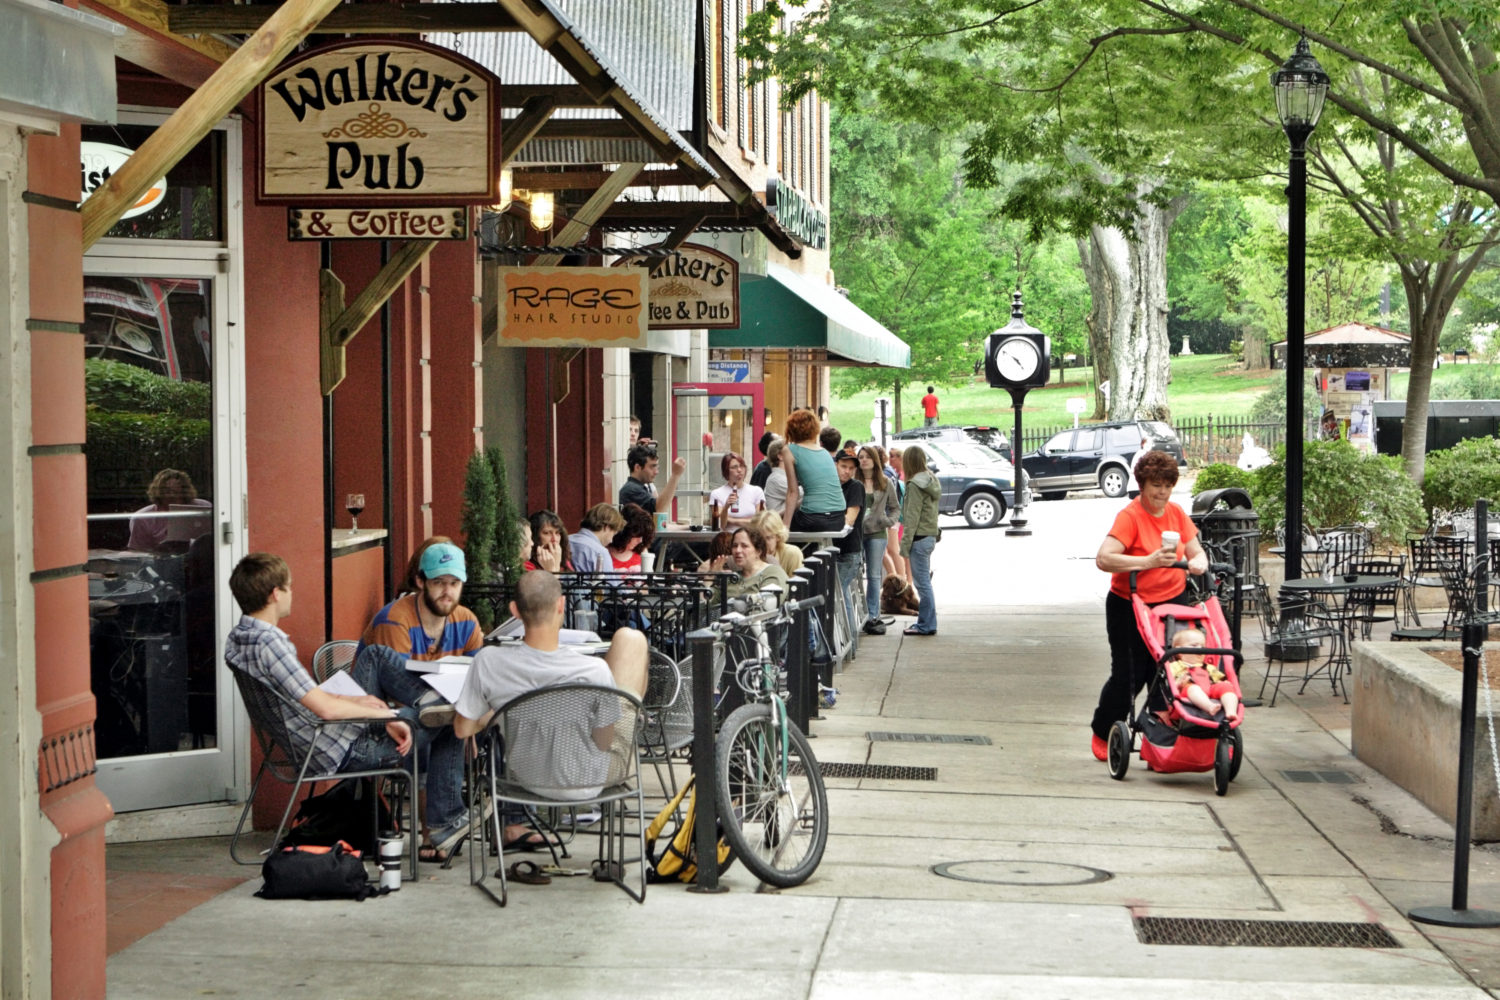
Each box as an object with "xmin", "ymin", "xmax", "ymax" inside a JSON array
[
  {"xmin": 819, "ymin": 685, "xmax": 839, "ymax": 709},
  {"xmin": 1090, "ymin": 734, "xmax": 1108, "ymax": 761},
  {"xmin": 862, "ymin": 618, "xmax": 887, "ymax": 636},
  {"xmin": 418, "ymin": 703, "xmax": 456, "ymax": 728}
]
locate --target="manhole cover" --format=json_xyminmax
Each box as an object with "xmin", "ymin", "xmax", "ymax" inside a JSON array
[
  {"xmin": 867, "ymin": 731, "xmax": 993, "ymax": 745},
  {"xmin": 931, "ymin": 860, "xmax": 1112, "ymax": 886},
  {"xmin": 1134, "ymin": 917, "xmax": 1399, "ymax": 948},
  {"xmin": 814, "ymin": 762, "xmax": 936, "ymax": 780}
]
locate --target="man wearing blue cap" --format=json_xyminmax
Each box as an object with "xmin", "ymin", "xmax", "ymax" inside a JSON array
[{"xmin": 355, "ymin": 539, "xmax": 482, "ymax": 862}]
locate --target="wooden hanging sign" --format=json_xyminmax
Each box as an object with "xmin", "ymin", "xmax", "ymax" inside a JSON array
[{"xmin": 258, "ymin": 40, "xmax": 501, "ymax": 206}]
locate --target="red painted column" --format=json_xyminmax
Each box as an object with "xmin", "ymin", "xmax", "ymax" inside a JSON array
[
  {"xmin": 426, "ymin": 234, "xmax": 481, "ymax": 539},
  {"xmin": 27, "ymin": 121, "xmax": 112, "ymax": 1000}
]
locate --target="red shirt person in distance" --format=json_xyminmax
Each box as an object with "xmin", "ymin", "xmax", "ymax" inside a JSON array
[{"xmin": 920, "ymin": 386, "xmax": 939, "ymax": 426}]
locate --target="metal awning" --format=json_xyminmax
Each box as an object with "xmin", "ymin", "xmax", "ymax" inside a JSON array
[{"xmin": 709, "ymin": 264, "xmax": 910, "ymax": 368}]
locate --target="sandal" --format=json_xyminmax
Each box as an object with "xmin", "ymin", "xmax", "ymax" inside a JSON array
[
  {"xmin": 507, "ymin": 860, "xmax": 551, "ymax": 885},
  {"xmin": 501, "ymin": 831, "xmax": 560, "ymax": 853},
  {"xmin": 418, "ymin": 842, "xmax": 460, "ymax": 864}
]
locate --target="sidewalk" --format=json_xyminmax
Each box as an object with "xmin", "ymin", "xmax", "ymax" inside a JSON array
[{"xmin": 106, "ymin": 504, "xmax": 1500, "ymax": 999}]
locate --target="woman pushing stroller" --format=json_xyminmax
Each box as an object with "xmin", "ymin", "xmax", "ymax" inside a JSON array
[{"xmin": 1089, "ymin": 450, "xmax": 1207, "ymax": 761}]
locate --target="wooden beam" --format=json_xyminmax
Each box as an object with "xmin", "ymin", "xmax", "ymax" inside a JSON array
[
  {"xmin": 510, "ymin": 167, "xmax": 691, "ymax": 192},
  {"xmin": 533, "ymin": 163, "xmax": 645, "ymax": 266},
  {"xmin": 82, "ymin": 0, "xmax": 344, "ymax": 248},
  {"xmin": 170, "ymin": 2, "xmax": 520, "ymax": 35},
  {"xmin": 659, "ymin": 209, "xmax": 709, "ymax": 251},
  {"xmin": 82, "ymin": 0, "xmax": 234, "ymax": 88},
  {"xmin": 328, "ymin": 239, "xmax": 438, "ymax": 349},
  {"xmin": 504, "ymin": 85, "xmax": 595, "ymax": 109},
  {"xmin": 503, "ymin": 96, "xmax": 558, "ymax": 164},
  {"xmin": 521, "ymin": 119, "xmax": 640, "ymax": 141},
  {"xmin": 319, "ymin": 268, "xmax": 348, "ymax": 395}
]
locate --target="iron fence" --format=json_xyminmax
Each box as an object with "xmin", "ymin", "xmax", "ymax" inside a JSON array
[{"xmin": 1017, "ymin": 416, "xmax": 1283, "ymax": 467}]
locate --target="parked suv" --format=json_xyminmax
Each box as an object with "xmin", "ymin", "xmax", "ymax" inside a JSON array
[
  {"xmin": 890, "ymin": 424, "xmax": 1012, "ymax": 462},
  {"xmin": 1022, "ymin": 420, "xmax": 1186, "ymax": 499},
  {"xmin": 921, "ymin": 440, "xmax": 1031, "ymax": 528}
]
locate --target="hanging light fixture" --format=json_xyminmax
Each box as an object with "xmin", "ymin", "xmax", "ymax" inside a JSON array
[
  {"xmin": 496, "ymin": 167, "xmax": 513, "ymax": 211},
  {"xmin": 528, "ymin": 191, "xmax": 554, "ymax": 230}
]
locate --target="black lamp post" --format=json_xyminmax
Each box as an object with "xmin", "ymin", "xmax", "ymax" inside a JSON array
[{"xmin": 1271, "ymin": 34, "xmax": 1329, "ymax": 582}]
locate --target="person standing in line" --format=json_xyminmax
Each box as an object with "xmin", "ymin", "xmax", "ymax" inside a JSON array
[
  {"xmin": 856, "ymin": 445, "xmax": 899, "ymax": 636},
  {"xmin": 780, "ymin": 409, "xmax": 847, "ymax": 536},
  {"xmin": 833, "ymin": 451, "xmax": 867, "ymax": 634},
  {"xmin": 898, "ymin": 446, "xmax": 941, "ymax": 636},
  {"xmin": 749, "ymin": 431, "xmax": 778, "ymax": 489},
  {"xmin": 762, "ymin": 440, "xmax": 796, "ymax": 516},
  {"xmin": 920, "ymin": 386, "xmax": 940, "ymax": 427}
]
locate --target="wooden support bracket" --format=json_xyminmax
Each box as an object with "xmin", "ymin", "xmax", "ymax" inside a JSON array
[
  {"xmin": 532, "ymin": 163, "xmax": 645, "ymax": 266},
  {"xmin": 82, "ymin": 0, "xmax": 343, "ymax": 248},
  {"xmin": 320, "ymin": 239, "xmax": 438, "ymax": 395}
]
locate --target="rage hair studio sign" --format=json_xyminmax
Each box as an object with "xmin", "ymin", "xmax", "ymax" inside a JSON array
[
  {"xmin": 258, "ymin": 40, "xmax": 500, "ymax": 206},
  {"xmin": 643, "ymin": 244, "xmax": 739, "ymax": 329},
  {"xmin": 495, "ymin": 267, "xmax": 648, "ymax": 349}
]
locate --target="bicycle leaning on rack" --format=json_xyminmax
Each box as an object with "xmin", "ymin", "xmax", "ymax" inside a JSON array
[{"xmin": 703, "ymin": 593, "xmax": 831, "ymax": 888}]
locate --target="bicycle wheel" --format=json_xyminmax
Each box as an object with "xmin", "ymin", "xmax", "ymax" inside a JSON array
[{"xmin": 714, "ymin": 703, "xmax": 828, "ymax": 888}]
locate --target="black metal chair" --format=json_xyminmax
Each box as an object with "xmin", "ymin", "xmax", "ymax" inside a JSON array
[
  {"xmin": 1251, "ymin": 578, "xmax": 1343, "ymax": 706},
  {"xmin": 637, "ymin": 648, "xmax": 692, "ymax": 801},
  {"xmin": 227, "ymin": 663, "xmax": 418, "ymax": 880},
  {"xmin": 467, "ymin": 683, "xmax": 647, "ymax": 907},
  {"xmin": 1345, "ymin": 556, "xmax": 1404, "ymax": 640}
]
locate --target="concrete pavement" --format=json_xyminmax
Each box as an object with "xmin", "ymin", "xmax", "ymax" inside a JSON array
[{"xmin": 106, "ymin": 493, "xmax": 1500, "ymax": 999}]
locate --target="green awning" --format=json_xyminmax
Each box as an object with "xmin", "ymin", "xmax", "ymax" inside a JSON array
[{"xmin": 709, "ymin": 264, "xmax": 911, "ymax": 368}]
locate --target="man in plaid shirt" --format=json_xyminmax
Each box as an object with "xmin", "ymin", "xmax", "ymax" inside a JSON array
[{"xmin": 226, "ymin": 553, "xmax": 469, "ymax": 861}]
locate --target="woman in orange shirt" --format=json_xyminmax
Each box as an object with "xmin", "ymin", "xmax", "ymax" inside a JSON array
[{"xmin": 1089, "ymin": 450, "xmax": 1208, "ymax": 761}]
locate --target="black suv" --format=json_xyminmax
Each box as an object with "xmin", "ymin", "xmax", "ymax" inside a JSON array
[
  {"xmin": 890, "ymin": 424, "xmax": 1012, "ymax": 462},
  {"xmin": 921, "ymin": 440, "xmax": 1030, "ymax": 528},
  {"xmin": 1022, "ymin": 419, "xmax": 1186, "ymax": 499}
]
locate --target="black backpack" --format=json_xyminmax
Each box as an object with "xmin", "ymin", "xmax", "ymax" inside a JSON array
[
  {"xmin": 282, "ymin": 778, "xmax": 395, "ymax": 856},
  {"xmin": 257, "ymin": 841, "xmax": 372, "ymax": 901}
]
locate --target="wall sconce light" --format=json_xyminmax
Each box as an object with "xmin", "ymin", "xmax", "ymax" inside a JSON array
[
  {"xmin": 526, "ymin": 191, "xmax": 554, "ymax": 231},
  {"xmin": 724, "ymin": 412, "xmax": 734, "ymax": 427}
]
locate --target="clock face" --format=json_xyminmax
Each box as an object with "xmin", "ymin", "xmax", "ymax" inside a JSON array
[{"xmin": 995, "ymin": 337, "xmax": 1040, "ymax": 382}]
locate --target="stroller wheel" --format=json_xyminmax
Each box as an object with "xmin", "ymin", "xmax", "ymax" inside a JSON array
[
  {"xmin": 1107, "ymin": 720, "xmax": 1131, "ymax": 780},
  {"xmin": 1214, "ymin": 736, "xmax": 1233, "ymax": 796},
  {"xmin": 1227, "ymin": 727, "xmax": 1243, "ymax": 782}
]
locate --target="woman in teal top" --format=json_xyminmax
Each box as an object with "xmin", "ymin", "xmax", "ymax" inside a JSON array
[{"xmin": 781, "ymin": 409, "xmax": 847, "ymax": 534}]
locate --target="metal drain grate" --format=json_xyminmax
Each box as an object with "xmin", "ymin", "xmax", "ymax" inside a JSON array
[
  {"xmin": 812, "ymin": 762, "xmax": 937, "ymax": 781},
  {"xmin": 867, "ymin": 731, "xmax": 992, "ymax": 745},
  {"xmin": 1134, "ymin": 917, "xmax": 1399, "ymax": 948},
  {"xmin": 1281, "ymin": 769, "xmax": 1359, "ymax": 785}
]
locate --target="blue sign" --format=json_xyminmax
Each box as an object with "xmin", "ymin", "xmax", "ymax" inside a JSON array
[{"xmin": 707, "ymin": 360, "xmax": 750, "ymax": 407}]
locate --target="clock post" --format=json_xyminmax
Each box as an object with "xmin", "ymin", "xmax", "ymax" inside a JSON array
[{"xmin": 983, "ymin": 292, "xmax": 1051, "ymax": 537}]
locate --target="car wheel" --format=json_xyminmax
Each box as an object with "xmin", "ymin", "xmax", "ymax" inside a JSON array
[
  {"xmin": 961, "ymin": 491, "xmax": 1006, "ymax": 528},
  {"xmin": 1038, "ymin": 491, "xmax": 1066, "ymax": 501},
  {"xmin": 1098, "ymin": 465, "xmax": 1128, "ymax": 498}
]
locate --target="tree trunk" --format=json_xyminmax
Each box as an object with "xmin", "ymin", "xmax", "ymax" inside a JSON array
[
  {"xmin": 1076, "ymin": 238, "xmax": 1111, "ymax": 420},
  {"xmin": 1076, "ymin": 193, "xmax": 1181, "ymax": 421},
  {"xmin": 892, "ymin": 379, "xmax": 903, "ymax": 433},
  {"xmin": 1242, "ymin": 327, "xmax": 1268, "ymax": 370}
]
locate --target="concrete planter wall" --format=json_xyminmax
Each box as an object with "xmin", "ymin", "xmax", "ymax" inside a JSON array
[{"xmin": 1351, "ymin": 641, "xmax": 1500, "ymax": 840}]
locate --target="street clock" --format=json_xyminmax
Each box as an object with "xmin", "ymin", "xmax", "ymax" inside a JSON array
[{"xmin": 985, "ymin": 298, "xmax": 1051, "ymax": 389}]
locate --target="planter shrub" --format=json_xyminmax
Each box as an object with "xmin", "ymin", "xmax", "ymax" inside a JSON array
[
  {"xmin": 1193, "ymin": 463, "xmax": 1253, "ymax": 495},
  {"xmin": 1250, "ymin": 439, "xmax": 1426, "ymax": 546},
  {"xmin": 1422, "ymin": 436, "xmax": 1500, "ymax": 516}
]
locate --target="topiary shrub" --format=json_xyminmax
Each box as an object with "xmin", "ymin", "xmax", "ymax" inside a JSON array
[
  {"xmin": 1250, "ymin": 439, "xmax": 1426, "ymax": 546},
  {"xmin": 1192, "ymin": 463, "xmax": 1253, "ymax": 495},
  {"xmin": 487, "ymin": 446, "xmax": 524, "ymax": 583},
  {"xmin": 1422, "ymin": 436, "xmax": 1500, "ymax": 516},
  {"xmin": 460, "ymin": 451, "xmax": 497, "ymax": 592},
  {"xmin": 85, "ymin": 358, "xmax": 210, "ymax": 417}
]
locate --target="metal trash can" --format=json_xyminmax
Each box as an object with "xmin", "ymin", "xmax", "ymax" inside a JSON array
[{"xmin": 1190, "ymin": 487, "xmax": 1260, "ymax": 612}]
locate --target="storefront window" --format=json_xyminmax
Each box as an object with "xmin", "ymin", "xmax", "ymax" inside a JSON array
[{"xmin": 80, "ymin": 124, "xmax": 225, "ymax": 241}]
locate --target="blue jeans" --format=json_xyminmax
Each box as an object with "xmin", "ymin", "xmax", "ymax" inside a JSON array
[
  {"xmin": 349, "ymin": 644, "xmax": 466, "ymax": 833},
  {"xmin": 862, "ymin": 534, "xmax": 887, "ymax": 620},
  {"xmin": 908, "ymin": 535, "xmax": 937, "ymax": 633},
  {"xmin": 836, "ymin": 552, "xmax": 862, "ymax": 629}
]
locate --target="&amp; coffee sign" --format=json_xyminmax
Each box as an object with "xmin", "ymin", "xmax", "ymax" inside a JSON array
[
  {"xmin": 258, "ymin": 40, "xmax": 501, "ymax": 206},
  {"xmin": 640, "ymin": 244, "xmax": 739, "ymax": 329},
  {"xmin": 495, "ymin": 267, "xmax": 648, "ymax": 350}
]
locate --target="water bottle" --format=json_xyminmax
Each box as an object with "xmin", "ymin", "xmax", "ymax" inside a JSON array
[{"xmin": 574, "ymin": 608, "xmax": 599, "ymax": 634}]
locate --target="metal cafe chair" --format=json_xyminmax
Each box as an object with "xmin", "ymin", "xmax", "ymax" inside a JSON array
[
  {"xmin": 311, "ymin": 639, "xmax": 360, "ymax": 684},
  {"xmin": 1251, "ymin": 578, "xmax": 1342, "ymax": 707}
]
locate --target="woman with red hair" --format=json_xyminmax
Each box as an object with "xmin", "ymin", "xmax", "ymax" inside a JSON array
[{"xmin": 780, "ymin": 409, "xmax": 846, "ymax": 536}]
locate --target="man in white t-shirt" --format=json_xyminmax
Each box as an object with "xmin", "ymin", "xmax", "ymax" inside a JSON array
[{"xmin": 454, "ymin": 571, "xmax": 647, "ymax": 809}]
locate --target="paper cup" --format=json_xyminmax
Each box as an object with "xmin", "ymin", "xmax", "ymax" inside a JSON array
[
  {"xmin": 1160, "ymin": 530, "xmax": 1180, "ymax": 552},
  {"xmin": 655, "ymin": 511, "xmax": 669, "ymax": 532},
  {"xmin": 640, "ymin": 551, "xmax": 656, "ymax": 573}
]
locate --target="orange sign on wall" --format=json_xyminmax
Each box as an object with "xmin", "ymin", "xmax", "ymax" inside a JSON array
[{"xmin": 495, "ymin": 267, "xmax": 648, "ymax": 348}]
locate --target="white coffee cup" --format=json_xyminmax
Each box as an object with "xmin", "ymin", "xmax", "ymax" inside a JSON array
[
  {"xmin": 1160, "ymin": 530, "xmax": 1180, "ymax": 553},
  {"xmin": 640, "ymin": 551, "xmax": 656, "ymax": 573}
]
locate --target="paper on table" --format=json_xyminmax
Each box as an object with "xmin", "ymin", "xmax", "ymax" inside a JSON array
[
  {"xmin": 405, "ymin": 654, "xmax": 473, "ymax": 674},
  {"xmin": 483, "ymin": 618, "xmax": 600, "ymax": 645},
  {"xmin": 318, "ymin": 671, "xmax": 367, "ymax": 697},
  {"xmin": 422, "ymin": 670, "xmax": 467, "ymax": 705}
]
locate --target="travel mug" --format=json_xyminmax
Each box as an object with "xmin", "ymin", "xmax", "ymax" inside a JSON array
[{"xmin": 378, "ymin": 835, "xmax": 403, "ymax": 891}]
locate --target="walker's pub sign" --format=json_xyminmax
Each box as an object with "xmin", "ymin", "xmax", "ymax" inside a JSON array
[
  {"xmin": 258, "ymin": 41, "xmax": 501, "ymax": 206},
  {"xmin": 642, "ymin": 244, "xmax": 739, "ymax": 330},
  {"xmin": 495, "ymin": 267, "xmax": 648, "ymax": 350}
]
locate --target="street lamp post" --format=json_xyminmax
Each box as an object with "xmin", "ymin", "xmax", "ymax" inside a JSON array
[{"xmin": 1272, "ymin": 34, "xmax": 1328, "ymax": 583}]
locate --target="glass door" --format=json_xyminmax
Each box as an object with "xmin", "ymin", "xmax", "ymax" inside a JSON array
[{"xmin": 83, "ymin": 256, "xmax": 244, "ymax": 811}]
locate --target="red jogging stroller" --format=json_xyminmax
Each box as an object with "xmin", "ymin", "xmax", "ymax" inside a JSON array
[{"xmin": 1106, "ymin": 561, "xmax": 1245, "ymax": 795}]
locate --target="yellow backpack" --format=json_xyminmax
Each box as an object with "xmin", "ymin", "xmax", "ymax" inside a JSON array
[{"xmin": 644, "ymin": 775, "xmax": 733, "ymax": 884}]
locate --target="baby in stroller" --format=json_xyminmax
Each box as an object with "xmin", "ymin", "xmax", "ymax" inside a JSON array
[{"xmin": 1166, "ymin": 627, "xmax": 1240, "ymax": 723}]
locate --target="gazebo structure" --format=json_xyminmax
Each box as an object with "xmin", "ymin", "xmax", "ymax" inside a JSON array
[{"xmin": 1272, "ymin": 322, "xmax": 1411, "ymax": 451}]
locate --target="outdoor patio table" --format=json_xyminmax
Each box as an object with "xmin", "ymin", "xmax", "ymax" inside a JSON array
[{"xmin": 1280, "ymin": 574, "xmax": 1401, "ymax": 694}]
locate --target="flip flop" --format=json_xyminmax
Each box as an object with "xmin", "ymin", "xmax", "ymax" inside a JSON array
[
  {"xmin": 418, "ymin": 842, "xmax": 459, "ymax": 864},
  {"xmin": 507, "ymin": 860, "xmax": 551, "ymax": 885},
  {"xmin": 499, "ymin": 831, "xmax": 560, "ymax": 853}
]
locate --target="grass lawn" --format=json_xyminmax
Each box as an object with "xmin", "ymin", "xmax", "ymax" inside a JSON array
[
  {"xmin": 829, "ymin": 354, "xmax": 1278, "ymax": 435},
  {"xmin": 1388, "ymin": 361, "xmax": 1500, "ymax": 398}
]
